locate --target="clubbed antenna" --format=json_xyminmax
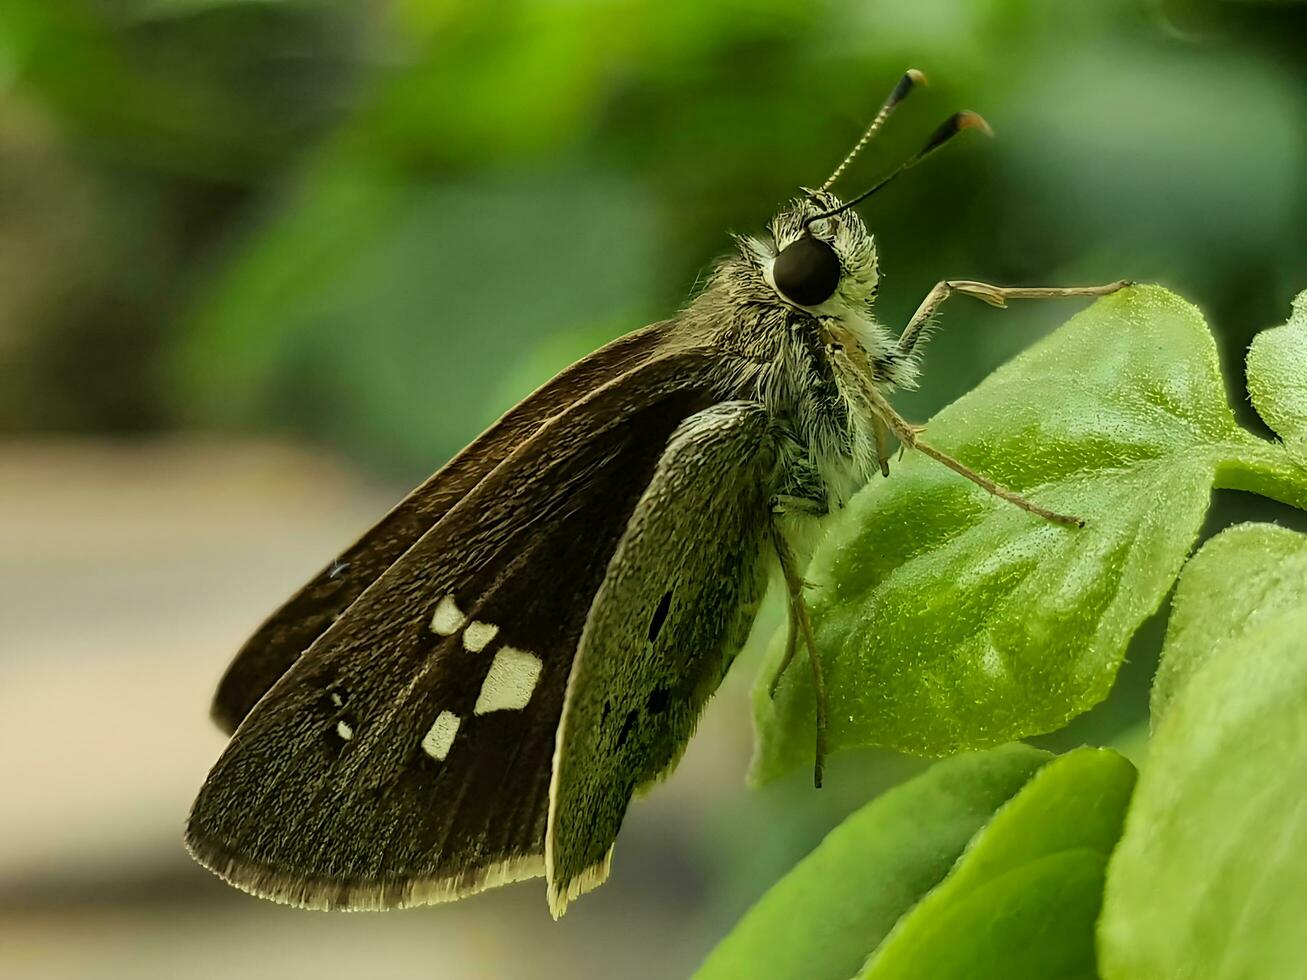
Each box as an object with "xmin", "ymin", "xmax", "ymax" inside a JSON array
[
  {"xmin": 806, "ymin": 110, "xmax": 993, "ymax": 228},
  {"xmin": 816, "ymin": 68, "xmax": 928, "ymax": 194}
]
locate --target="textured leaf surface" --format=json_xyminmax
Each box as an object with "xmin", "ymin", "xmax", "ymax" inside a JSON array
[
  {"xmin": 1151, "ymin": 522, "xmax": 1307, "ymax": 720},
  {"xmin": 755, "ymin": 286, "xmax": 1248, "ymax": 777},
  {"xmin": 695, "ymin": 746, "xmax": 1051, "ymax": 980},
  {"xmin": 859, "ymin": 747, "xmax": 1136, "ymax": 979},
  {"xmin": 1247, "ymin": 289, "xmax": 1307, "ymax": 451},
  {"xmin": 1101, "ymin": 526, "xmax": 1307, "ymax": 980}
]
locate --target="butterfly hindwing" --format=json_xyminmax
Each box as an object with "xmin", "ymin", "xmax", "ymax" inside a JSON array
[
  {"xmin": 210, "ymin": 322, "xmax": 677, "ymax": 734},
  {"xmin": 546, "ymin": 400, "xmax": 778, "ymax": 914},
  {"xmin": 187, "ymin": 352, "xmax": 721, "ymax": 909}
]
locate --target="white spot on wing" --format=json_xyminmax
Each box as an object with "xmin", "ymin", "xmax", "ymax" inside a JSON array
[
  {"xmin": 329, "ymin": 692, "xmax": 343, "ymax": 707},
  {"xmin": 336, "ymin": 720, "xmax": 354, "ymax": 741},
  {"xmin": 462, "ymin": 620, "xmax": 499, "ymax": 652},
  {"xmin": 430, "ymin": 594, "xmax": 466, "ymax": 636},
  {"xmin": 474, "ymin": 647, "xmax": 543, "ymax": 714},
  {"xmin": 421, "ymin": 710, "xmax": 461, "ymax": 760}
]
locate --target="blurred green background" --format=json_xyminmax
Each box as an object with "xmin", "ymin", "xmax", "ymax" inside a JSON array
[{"xmin": 2, "ymin": 0, "xmax": 1305, "ymax": 977}]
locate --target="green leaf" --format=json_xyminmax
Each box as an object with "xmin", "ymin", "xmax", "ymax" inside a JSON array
[
  {"xmin": 1100, "ymin": 526, "xmax": 1307, "ymax": 980},
  {"xmin": 859, "ymin": 747, "xmax": 1136, "ymax": 980},
  {"xmin": 1247, "ymin": 289, "xmax": 1307, "ymax": 452},
  {"xmin": 755, "ymin": 285, "xmax": 1250, "ymax": 778},
  {"xmin": 1151, "ymin": 522, "xmax": 1307, "ymax": 720},
  {"xmin": 695, "ymin": 745, "xmax": 1052, "ymax": 980}
]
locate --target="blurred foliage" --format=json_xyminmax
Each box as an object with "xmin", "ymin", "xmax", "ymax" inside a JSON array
[{"xmin": 2, "ymin": 0, "xmax": 1305, "ymax": 467}]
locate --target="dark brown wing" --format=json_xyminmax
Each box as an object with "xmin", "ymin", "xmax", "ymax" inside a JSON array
[
  {"xmin": 212, "ymin": 321, "xmax": 676, "ymax": 733},
  {"xmin": 186, "ymin": 350, "xmax": 722, "ymax": 909}
]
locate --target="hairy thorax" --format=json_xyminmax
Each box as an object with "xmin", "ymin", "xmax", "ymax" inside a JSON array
[
  {"xmin": 674, "ymin": 192, "xmax": 930, "ymax": 519},
  {"xmin": 682, "ymin": 258, "xmax": 889, "ymax": 517}
]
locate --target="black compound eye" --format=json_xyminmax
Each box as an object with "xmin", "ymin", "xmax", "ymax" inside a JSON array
[{"xmin": 773, "ymin": 233, "xmax": 840, "ymax": 307}]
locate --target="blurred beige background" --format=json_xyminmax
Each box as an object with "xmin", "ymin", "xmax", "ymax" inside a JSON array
[{"xmin": 0, "ymin": 439, "xmax": 769, "ymax": 978}]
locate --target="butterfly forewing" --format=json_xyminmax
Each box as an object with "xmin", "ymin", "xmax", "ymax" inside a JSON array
[
  {"xmin": 211, "ymin": 322, "xmax": 678, "ymax": 734},
  {"xmin": 547, "ymin": 401, "xmax": 777, "ymax": 914},
  {"xmin": 187, "ymin": 348, "xmax": 721, "ymax": 909}
]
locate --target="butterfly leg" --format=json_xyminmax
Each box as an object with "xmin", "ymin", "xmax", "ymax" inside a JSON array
[
  {"xmin": 768, "ymin": 595, "xmax": 799, "ymax": 701},
  {"xmin": 864, "ymin": 382, "xmax": 1084, "ymax": 527},
  {"xmin": 881, "ymin": 277, "xmax": 1131, "ymax": 523},
  {"xmin": 766, "ymin": 492, "xmax": 824, "ymax": 699},
  {"xmin": 769, "ymin": 522, "xmax": 827, "ymax": 789},
  {"xmin": 766, "ymin": 580, "xmax": 823, "ymax": 700},
  {"xmin": 896, "ymin": 278, "xmax": 1133, "ymax": 357},
  {"xmin": 824, "ymin": 339, "xmax": 1084, "ymax": 527},
  {"xmin": 771, "ymin": 494, "xmax": 827, "ymax": 517},
  {"xmin": 872, "ymin": 414, "xmax": 893, "ymax": 477}
]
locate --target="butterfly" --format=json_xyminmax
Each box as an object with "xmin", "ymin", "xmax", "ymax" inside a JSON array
[{"xmin": 186, "ymin": 69, "xmax": 1128, "ymax": 917}]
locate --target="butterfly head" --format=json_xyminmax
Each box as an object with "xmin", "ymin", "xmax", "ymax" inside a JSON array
[
  {"xmin": 758, "ymin": 68, "xmax": 990, "ymax": 315},
  {"xmin": 764, "ymin": 193, "xmax": 878, "ymax": 313}
]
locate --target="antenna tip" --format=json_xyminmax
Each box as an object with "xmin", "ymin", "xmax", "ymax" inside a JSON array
[
  {"xmin": 956, "ymin": 110, "xmax": 994, "ymax": 138},
  {"xmin": 887, "ymin": 69, "xmax": 928, "ymax": 109}
]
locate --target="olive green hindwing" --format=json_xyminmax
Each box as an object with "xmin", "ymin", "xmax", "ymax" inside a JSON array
[{"xmin": 546, "ymin": 400, "xmax": 777, "ymax": 916}]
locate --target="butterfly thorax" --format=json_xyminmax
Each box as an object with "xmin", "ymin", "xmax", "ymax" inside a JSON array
[{"xmin": 674, "ymin": 193, "xmax": 918, "ymax": 514}]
